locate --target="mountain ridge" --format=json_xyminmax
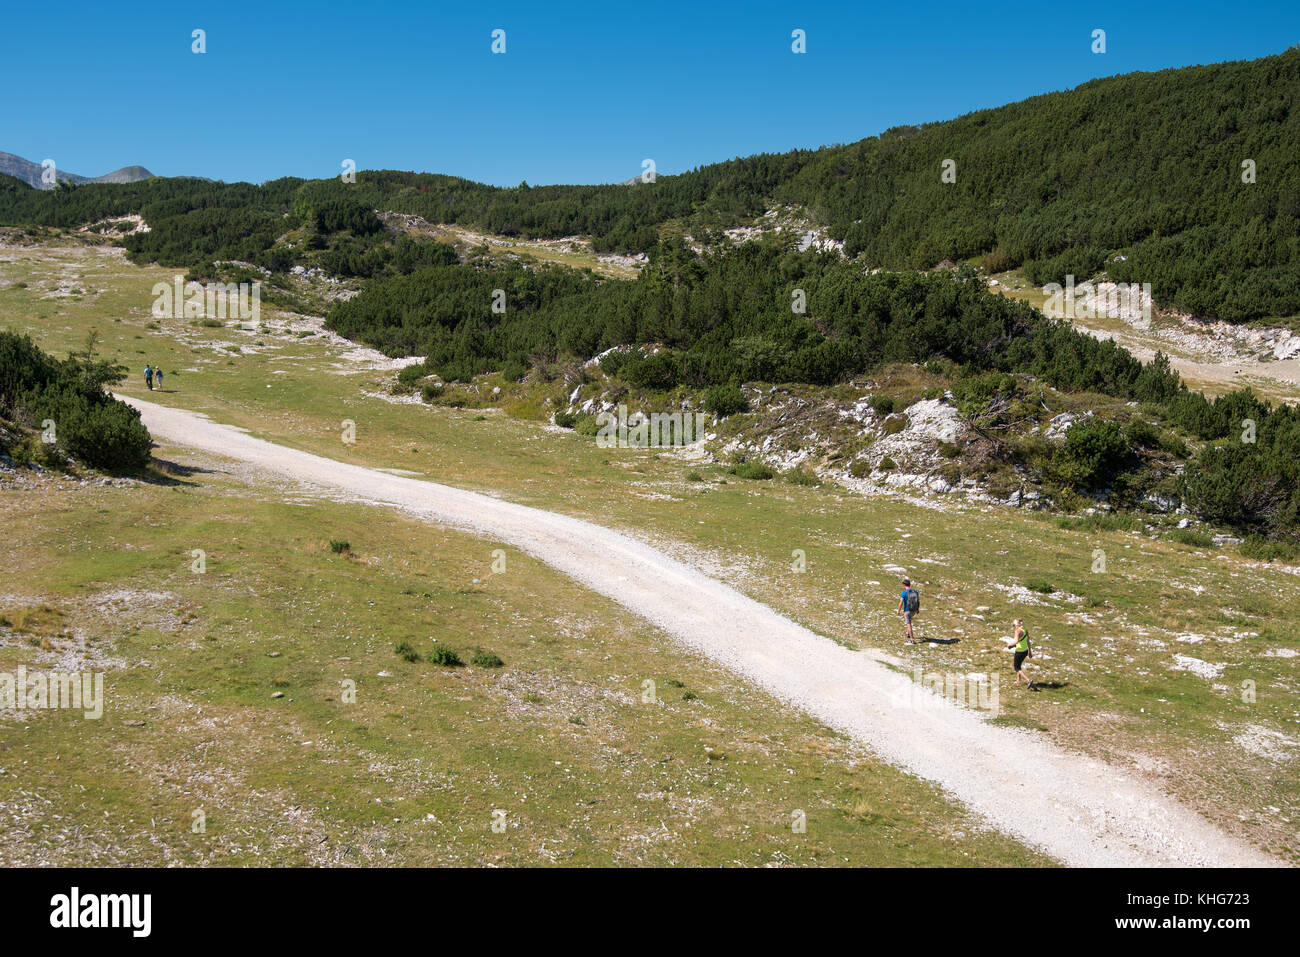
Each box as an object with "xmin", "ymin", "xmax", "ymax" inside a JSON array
[{"xmin": 0, "ymin": 151, "xmax": 154, "ymax": 189}]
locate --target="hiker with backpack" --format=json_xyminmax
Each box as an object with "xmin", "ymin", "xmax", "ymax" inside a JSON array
[
  {"xmin": 897, "ymin": 578, "xmax": 920, "ymax": 644},
  {"xmin": 154, "ymin": 366, "xmax": 163, "ymax": 390},
  {"xmin": 144, "ymin": 365, "xmax": 153, "ymax": 390},
  {"xmin": 1006, "ymin": 618, "xmax": 1037, "ymax": 690}
]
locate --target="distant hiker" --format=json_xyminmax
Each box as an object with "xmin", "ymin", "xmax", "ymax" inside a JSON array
[
  {"xmin": 1007, "ymin": 618, "xmax": 1036, "ymax": 690},
  {"xmin": 897, "ymin": 577, "xmax": 920, "ymax": 644},
  {"xmin": 154, "ymin": 366, "xmax": 163, "ymax": 390},
  {"xmin": 144, "ymin": 365, "xmax": 153, "ymax": 390}
]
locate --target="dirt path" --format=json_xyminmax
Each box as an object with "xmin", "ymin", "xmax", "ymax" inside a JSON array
[
  {"xmin": 1088, "ymin": 325, "xmax": 1300, "ymax": 403},
  {"xmin": 123, "ymin": 395, "xmax": 1278, "ymax": 867}
]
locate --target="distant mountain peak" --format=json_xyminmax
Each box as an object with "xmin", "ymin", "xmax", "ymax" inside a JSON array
[{"xmin": 0, "ymin": 151, "xmax": 154, "ymax": 189}]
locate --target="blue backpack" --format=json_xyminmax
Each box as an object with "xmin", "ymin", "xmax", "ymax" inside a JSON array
[{"xmin": 905, "ymin": 588, "xmax": 920, "ymax": 614}]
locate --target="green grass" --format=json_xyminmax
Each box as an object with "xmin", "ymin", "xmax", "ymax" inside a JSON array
[
  {"xmin": 0, "ymin": 464, "xmax": 1043, "ymax": 867},
  {"xmin": 2, "ymin": 238, "xmax": 1297, "ymax": 863}
]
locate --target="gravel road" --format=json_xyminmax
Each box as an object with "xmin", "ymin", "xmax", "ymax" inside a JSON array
[{"xmin": 124, "ymin": 395, "xmax": 1278, "ymax": 867}]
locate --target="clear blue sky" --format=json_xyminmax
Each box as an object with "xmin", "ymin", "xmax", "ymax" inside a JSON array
[{"xmin": 3, "ymin": 0, "xmax": 1296, "ymax": 186}]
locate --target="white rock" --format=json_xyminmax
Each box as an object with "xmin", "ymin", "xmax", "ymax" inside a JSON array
[{"xmin": 1274, "ymin": 336, "xmax": 1300, "ymax": 360}]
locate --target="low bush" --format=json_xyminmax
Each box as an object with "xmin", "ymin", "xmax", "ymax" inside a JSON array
[
  {"xmin": 1055, "ymin": 419, "xmax": 1132, "ymax": 490},
  {"xmin": 704, "ymin": 383, "xmax": 747, "ymax": 417},
  {"xmin": 881, "ymin": 414, "xmax": 909, "ymax": 435},
  {"xmin": 867, "ymin": 394, "xmax": 895, "ymax": 416},
  {"xmin": 784, "ymin": 467, "xmax": 818, "ymax": 486},
  {"xmin": 727, "ymin": 461, "xmax": 775, "ymax": 480},
  {"xmin": 428, "ymin": 645, "xmax": 464, "ymax": 667},
  {"xmin": 1168, "ymin": 527, "xmax": 1214, "ymax": 548},
  {"xmin": 1238, "ymin": 537, "xmax": 1300, "ymax": 563},
  {"xmin": 0, "ymin": 331, "xmax": 151, "ymax": 472},
  {"xmin": 470, "ymin": 647, "xmax": 504, "ymax": 668}
]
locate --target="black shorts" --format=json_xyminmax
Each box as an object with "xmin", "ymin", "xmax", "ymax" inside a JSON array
[{"xmin": 1013, "ymin": 651, "xmax": 1029, "ymax": 672}]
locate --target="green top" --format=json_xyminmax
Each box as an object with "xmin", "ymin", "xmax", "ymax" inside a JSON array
[{"xmin": 1014, "ymin": 629, "xmax": 1030, "ymax": 653}]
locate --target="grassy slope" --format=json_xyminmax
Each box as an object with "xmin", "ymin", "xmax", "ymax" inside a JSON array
[
  {"xmin": 0, "ymin": 464, "xmax": 1040, "ymax": 865},
  {"xmin": 1, "ymin": 240, "xmax": 1297, "ymax": 863}
]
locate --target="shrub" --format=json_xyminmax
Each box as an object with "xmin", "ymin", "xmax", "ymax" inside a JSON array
[
  {"xmin": 470, "ymin": 647, "xmax": 504, "ymax": 668},
  {"xmin": 598, "ymin": 348, "xmax": 638, "ymax": 378},
  {"xmin": 23, "ymin": 385, "xmax": 152, "ymax": 472},
  {"xmin": 1055, "ymin": 513, "xmax": 1140, "ymax": 532},
  {"xmin": 784, "ymin": 467, "xmax": 818, "ymax": 486},
  {"xmin": 848, "ymin": 459, "xmax": 871, "ymax": 479},
  {"xmin": 1124, "ymin": 420, "xmax": 1160, "ymax": 448},
  {"xmin": 1159, "ymin": 433, "xmax": 1190, "ymax": 458},
  {"xmin": 881, "ymin": 414, "xmax": 909, "ymax": 435},
  {"xmin": 395, "ymin": 641, "xmax": 420, "ymax": 662},
  {"xmin": 685, "ymin": 469, "xmax": 704, "ymax": 481},
  {"xmin": 878, "ymin": 456, "xmax": 898, "ymax": 471},
  {"xmin": 1056, "ymin": 419, "xmax": 1132, "ymax": 489},
  {"xmin": 704, "ymin": 383, "xmax": 748, "ymax": 417},
  {"xmin": 420, "ymin": 382, "xmax": 443, "ymax": 402},
  {"xmin": 553, "ymin": 409, "xmax": 577, "ymax": 428},
  {"xmin": 1182, "ymin": 443, "xmax": 1299, "ymax": 540},
  {"xmin": 328, "ymin": 539, "xmax": 350, "ymax": 554},
  {"xmin": 1168, "ymin": 528, "xmax": 1214, "ymax": 548},
  {"xmin": 397, "ymin": 364, "xmax": 426, "ymax": 389},
  {"xmin": 727, "ymin": 461, "xmax": 775, "ymax": 480},
  {"xmin": 867, "ymin": 394, "xmax": 895, "ymax": 416},
  {"xmin": 1238, "ymin": 537, "xmax": 1300, "ymax": 563},
  {"xmin": 980, "ymin": 247, "xmax": 1017, "ymax": 273},
  {"xmin": 620, "ymin": 350, "xmax": 680, "ymax": 390},
  {"xmin": 427, "ymin": 645, "xmax": 464, "ymax": 667},
  {"xmin": 1024, "ymin": 579, "xmax": 1055, "ymax": 594}
]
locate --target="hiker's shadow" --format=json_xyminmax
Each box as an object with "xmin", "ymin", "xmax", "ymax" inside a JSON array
[
  {"xmin": 919, "ymin": 636, "xmax": 960, "ymax": 645},
  {"xmin": 1032, "ymin": 680, "xmax": 1069, "ymax": 690}
]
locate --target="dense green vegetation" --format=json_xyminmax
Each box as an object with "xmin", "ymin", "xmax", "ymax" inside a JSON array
[
  {"xmin": 2, "ymin": 51, "xmax": 1296, "ymax": 320},
  {"xmin": 332, "ymin": 239, "xmax": 1299, "ymax": 541},
  {"xmin": 331, "ymin": 241, "xmax": 1171, "ymax": 395},
  {"xmin": 0, "ymin": 330, "xmax": 152, "ymax": 471},
  {"xmin": 0, "ymin": 52, "xmax": 1295, "ymax": 536}
]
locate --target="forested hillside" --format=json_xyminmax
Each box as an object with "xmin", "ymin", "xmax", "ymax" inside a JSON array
[
  {"xmin": 328, "ymin": 241, "xmax": 1299, "ymax": 543},
  {"xmin": 1, "ymin": 52, "xmax": 1297, "ymax": 539},
  {"xmin": 1, "ymin": 51, "xmax": 1296, "ymax": 320}
]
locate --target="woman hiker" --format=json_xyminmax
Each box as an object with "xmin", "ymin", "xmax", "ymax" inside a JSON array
[{"xmin": 1007, "ymin": 618, "xmax": 1037, "ymax": 690}]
